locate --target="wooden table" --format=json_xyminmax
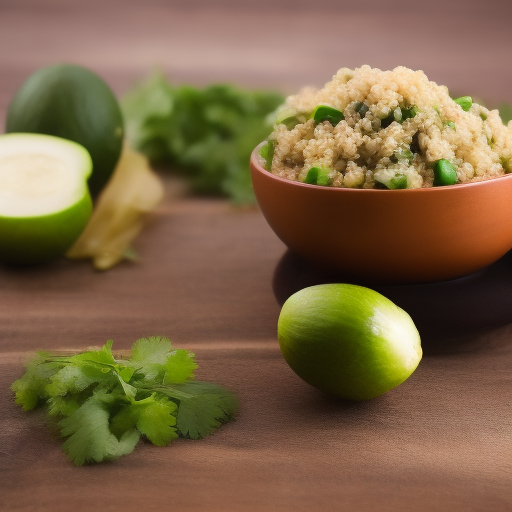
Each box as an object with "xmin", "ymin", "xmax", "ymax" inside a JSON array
[{"xmin": 1, "ymin": 1, "xmax": 511, "ymax": 511}]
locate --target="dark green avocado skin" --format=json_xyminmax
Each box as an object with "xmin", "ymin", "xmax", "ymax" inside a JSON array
[{"xmin": 6, "ymin": 64, "xmax": 124, "ymax": 197}]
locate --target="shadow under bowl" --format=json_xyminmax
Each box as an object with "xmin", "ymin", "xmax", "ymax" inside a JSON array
[
  {"xmin": 251, "ymin": 146, "xmax": 512, "ymax": 285},
  {"xmin": 272, "ymin": 249, "xmax": 512, "ymax": 355}
]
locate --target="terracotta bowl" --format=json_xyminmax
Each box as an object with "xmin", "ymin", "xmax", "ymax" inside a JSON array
[{"xmin": 250, "ymin": 145, "xmax": 512, "ymax": 284}]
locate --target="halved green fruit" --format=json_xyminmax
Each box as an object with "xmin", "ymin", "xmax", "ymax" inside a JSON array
[
  {"xmin": 278, "ymin": 284, "xmax": 422, "ymax": 400},
  {"xmin": 5, "ymin": 64, "xmax": 124, "ymax": 196},
  {"xmin": 0, "ymin": 133, "xmax": 93, "ymax": 265}
]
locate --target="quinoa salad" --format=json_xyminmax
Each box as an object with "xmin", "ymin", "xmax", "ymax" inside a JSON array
[{"xmin": 258, "ymin": 65, "xmax": 512, "ymax": 189}]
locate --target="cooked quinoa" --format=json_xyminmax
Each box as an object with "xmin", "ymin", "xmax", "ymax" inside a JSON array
[{"xmin": 260, "ymin": 66, "xmax": 512, "ymax": 189}]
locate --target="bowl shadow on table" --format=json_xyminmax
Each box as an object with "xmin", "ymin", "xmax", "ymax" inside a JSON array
[{"xmin": 272, "ymin": 249, "xmax": 512, "ymax": 356}]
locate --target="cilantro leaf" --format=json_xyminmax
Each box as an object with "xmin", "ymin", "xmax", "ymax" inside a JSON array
[
  {"xmin": 109, "ymin": 402, "xmax": 136, "ymax": 437},
  {"xmin": 133, "ymin": 395, "xmax": 178, "ymax": 446},
  {"xmin": 131, "ymin": 336, "xmax": 172, "ymax": 365},
  {"xmin": 129, "ymin": 336, "xmax": 173, "ymax": 380},
  {"xmin": 11, "ymin": 355, "xmax": 62, "ymax": 410},
  {"xmin": 67, "ymin": 341, "xmax": 120, "ymax": 386},
  {"xmin": 60, "ymin": 391, "xmax": 140, "ymax": 465},
  {"xmin": 47, "ymin": 395, "xmax": 82, "ymax": 418},
  {"xmin": 46, "ymin": 364, "xmax": 102, "ymax": 397},
  {"xmin": 12, "ymin": 337, "xmax": 238, "ymax": 465},
  {"xmin": 128, "ymin": 337, "xmax": 197, "ymax": 384},
  {"xmin": 71, "ymin": 340, "xmax": 117, "ymax": 366},
  {"xmin": 44, "ymin": 342, "xmax": 132, "ymax": 399},
  {"xmin": 121, "ymin": 73, "xmax": 284, "ymax": 204},
  {"xmin": 110, "ymin": 394, "xmax": 178, "ymax": 446},
  {"xmin": 163, "ymin": 349, "xmax": 198, "ymax": 384},
  {"xmin": 153, "ymin": 381, "xmax": 238, "ymax": 439},
  {"xmin": 114, "ymin": 372, "xmax": 137, "ymax": 399}
]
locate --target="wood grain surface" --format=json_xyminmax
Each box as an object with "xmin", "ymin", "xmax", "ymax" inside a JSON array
[{"xmin": 0, "ymin": 1, "xmax": 511, "ymax": 511}]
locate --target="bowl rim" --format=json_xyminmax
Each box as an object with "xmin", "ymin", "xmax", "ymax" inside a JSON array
[{"xmin": 251, "ymin": 143, "xmax": 512, "ymax": 194}]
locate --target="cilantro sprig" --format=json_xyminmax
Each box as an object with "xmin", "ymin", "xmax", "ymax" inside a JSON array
[
  {"xmin": 121, "ymin": 73, "xmax": 284, "ymax": 204},
  {"xmin": 12, "ymin": 337, "xmax": 238, "ymax": 465}
]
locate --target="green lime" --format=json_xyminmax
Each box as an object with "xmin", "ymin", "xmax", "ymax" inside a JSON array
[
  {"xmin": 5, "ymin": 64, "xmax": 124, "ymax": 196},
  {"xmin": 0, "ymin": 133, "xmax": 93, "ymax": 265},
  {"xmin": 278, "ymin": 284, "xmax": 422, "ymax": 400}
]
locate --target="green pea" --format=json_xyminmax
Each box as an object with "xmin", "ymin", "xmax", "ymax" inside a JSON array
[
  {"xmin": 433, "ymin": 159, "xmax": 458, "ymax": 186},
  {"xmin": 354, "ymin": 102, "xmax": 369, "ymax": 118},
  {"xmin": 258, "ymin": 140, "xmax": 275, "ymax": 171},
  {"xmin": 389, "ymin": 174, "xmax": 408, "ymax": 189},
  {"xmin": 275, "ymin": 108, "xmax": 301, "ymax": 130},
  {"xmin": 312, "ymin": 105, "xmax": 344, "ymax": 126},
  {"xmin": 445, "ymin": 121, "xmax": 456, "ymax": 130},
  {"xmin": 454, "ymin": 96, "xmax": 473, "ymax": 112},
  {"xmin": 302, "ymin": 166, "xmax": 331, "ymax": 186}
]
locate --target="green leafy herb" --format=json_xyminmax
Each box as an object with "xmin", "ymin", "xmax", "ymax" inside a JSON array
[
  {"xmin": 60, "ymin": 391, "xmax": 140, "ymax": 465},
  {"xmin": 11, "ymin": 336, "xmax": 238, "ymax": 465},
  {"xmin": 121, "ymin": 73, "xmax": 284, "ymax": 204},
  {"xmin": 153, "ymin": 381, "xmax": 240, "ymax": 439}
]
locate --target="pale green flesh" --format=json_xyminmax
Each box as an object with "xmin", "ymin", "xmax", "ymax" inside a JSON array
[{"xmin": 0, "ymin": 133, "xmax": 92, "ymax": 217}]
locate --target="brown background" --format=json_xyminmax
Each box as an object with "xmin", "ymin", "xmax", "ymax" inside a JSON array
[{"xmin": 0, "ymin": 1, "xmax": 511, "ymax": 511}]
